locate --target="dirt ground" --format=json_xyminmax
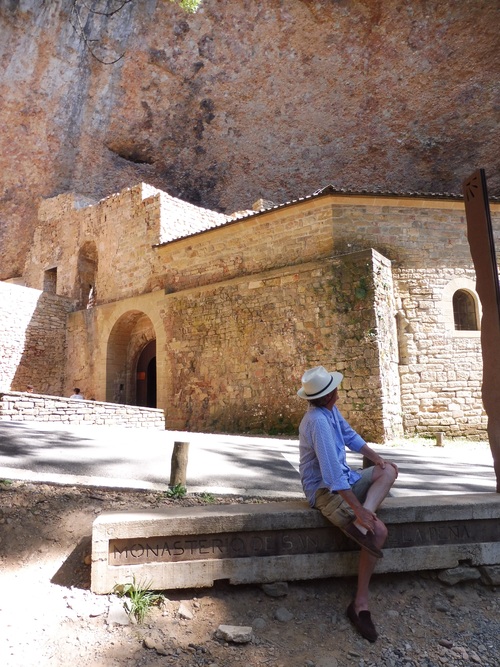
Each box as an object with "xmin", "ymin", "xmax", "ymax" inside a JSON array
[{"xmin": 1, "ymin": 480, "xmax": 500, "ymax": 667}]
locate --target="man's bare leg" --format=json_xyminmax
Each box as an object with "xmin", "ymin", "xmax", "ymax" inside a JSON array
[
  {"xmin": 353, "ymin": 519, "xmax": 387, "ymax": 612},
  {"xmin": 353, "ymin": 464, "xmax": 397, "ymax": 534},
  {"xmin": 352, "ymin": 464, "xmax": 396, "ymax": 611},
  {"xmin": 364, "ymin": 464, "xmax": 397, "ymax": 512}
]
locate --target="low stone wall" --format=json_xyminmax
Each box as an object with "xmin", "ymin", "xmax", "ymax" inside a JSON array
[{"xmin": 0, "ymin": 391, "xmax": 165, "ymax": 429}]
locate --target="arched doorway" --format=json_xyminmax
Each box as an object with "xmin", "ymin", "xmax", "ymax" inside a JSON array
[
  {"xmin": 106, "ymin": 311, "xmax": 156, "ymax": 406},
  {"xmin": 136, "ymin": 340, "xmax": 157, "ymax": 408}
]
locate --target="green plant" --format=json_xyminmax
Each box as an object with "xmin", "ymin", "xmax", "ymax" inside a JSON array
[
  {"xmin": 113, "ymin": 577, "xmax": 163, "ymax": 624},
  {"xmin": 199, "ymin": 492, "xmax": 216, "ymax": 503},
  {"xmin": 164, "ymin": 483, "xmax": 187, "ymax": 499},
  {"xmin": 171, "ymin": 0, "xmax": 203, "ymax": 12},
  {"xmin": 354, "ymin": 276, "xmax": 369, "ymax": 300},
  {"xmin": 0, "ymin": 479, "xmax": 13, "ymax": 487}
]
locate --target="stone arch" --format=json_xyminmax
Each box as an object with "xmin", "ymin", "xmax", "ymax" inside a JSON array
[
  {"xmin": 106, "ymin": 310, "xmax": 156, "ymax": 405},
  {"xmin": 441, "ymin": 277, "xmax": 481, "ymax": 337},
  {"xmin": 77, "ymin": 241, "xmax": 98, "ymax": 309}
]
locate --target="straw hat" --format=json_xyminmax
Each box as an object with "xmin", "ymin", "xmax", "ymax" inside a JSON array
[{"xmin": 297, "ymin": 366, "xmax": 343, "ymax": 400}]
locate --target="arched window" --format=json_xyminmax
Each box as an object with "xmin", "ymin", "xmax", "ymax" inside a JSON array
[
  {"xmin": 453, "ymin": 289, "xmax": 478, "ymax": 331},
  {"xmin": 77, "ymin": 242, "xmax": 98, "ymax": 309}
]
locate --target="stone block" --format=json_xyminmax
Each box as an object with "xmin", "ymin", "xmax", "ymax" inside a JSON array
[{"xmin": 91, "ymin": 494, "xmax": 500, "ymax": 594}]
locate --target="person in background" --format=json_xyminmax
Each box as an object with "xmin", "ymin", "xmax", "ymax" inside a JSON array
[
  {"xmin": 26, "ymin": 385, "xmax": 34, "ymax": 393},
  {"xmin": 70, "ymin": 387, "xmax": 84, "ymax": 400},
  {"xmin": 297, "ymin": 365, "xmax": 398, "ymax": 642}
]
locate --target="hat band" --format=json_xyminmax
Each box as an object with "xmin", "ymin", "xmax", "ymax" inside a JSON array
[{"xmin": 304, "ymin": 376, "xmax": 334, "ymax": 398}]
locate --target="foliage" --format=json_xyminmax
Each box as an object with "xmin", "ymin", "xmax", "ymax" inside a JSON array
[
  {"xmin": 0, "ymin": 479, "xmax": 13, "ymax": 487},
  {"xmin": 113, "ymin": 576, "xmax": 163, "ymax": 623},
  {"xmin": 164, "ymin": 483, "xmax": 187, "ymax": 499},
  {"xmin": 268, "ymin": 417, "xmax": 297, "ymax": 436},
  {"xmin": 199, "ymin": 491, "xmax": 216, "ymax": 503},
  {"xmin": 171, "ymin": 0, "xmax": 203, "ymax": 13}
]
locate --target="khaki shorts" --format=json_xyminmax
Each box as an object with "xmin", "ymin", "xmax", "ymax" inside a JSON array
[{"xmin": 314, "ymin": 467, "xmax": 374, "ymax": 528}]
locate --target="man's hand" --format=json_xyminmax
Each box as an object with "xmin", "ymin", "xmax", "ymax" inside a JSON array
[
  {"xmin": 354, "ymin": 506, "xmax": 378, "ymax": 534},
  {"xmin": 375, "ymin": 457, "xmax": 399, "ymax": 478},
  {"xmin": 360, "ymin": 445, "xmax": 399, "ymax": 479}
]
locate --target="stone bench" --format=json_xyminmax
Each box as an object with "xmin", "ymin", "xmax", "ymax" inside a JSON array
[{"xmin": 91, "ymin": 493, "xmax": 500, "ymax": 594}]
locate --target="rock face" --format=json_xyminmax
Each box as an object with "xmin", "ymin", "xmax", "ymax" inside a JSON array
[{"xmin": 0, "ymin": 0, "xmax": 498, "ymax": 278}]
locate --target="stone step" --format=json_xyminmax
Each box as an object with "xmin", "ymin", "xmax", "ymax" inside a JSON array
[{"xmin": 91, "ymin": 493, "xmax": 500, "ymax": 594}]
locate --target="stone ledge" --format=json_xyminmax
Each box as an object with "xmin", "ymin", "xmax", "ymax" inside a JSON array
[{"xmin": 91, "ymin": 493, "xmax": 500, "ymax": 594}]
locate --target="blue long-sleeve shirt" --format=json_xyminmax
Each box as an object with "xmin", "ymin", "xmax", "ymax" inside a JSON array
[{"xmin": 299, "ymin": 404, "xmax": 366, "ymax": 506}]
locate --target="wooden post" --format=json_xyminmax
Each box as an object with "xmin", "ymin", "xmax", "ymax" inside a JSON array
[
  {"xmin": 362, "ymin": 455, "xmax": 374, "ymax": 469},
  {"xmin": 463, "ymin": 169, "xmax": 500, "ymax": 492},
  {"xmin": 170, "ymin": 441, "xmax": 189, "ymax": 487}
]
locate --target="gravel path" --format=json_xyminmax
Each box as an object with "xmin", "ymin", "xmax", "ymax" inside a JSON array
[{"xmin": 1, "ymin": 480, "xmax": 500, "ymax": 667}]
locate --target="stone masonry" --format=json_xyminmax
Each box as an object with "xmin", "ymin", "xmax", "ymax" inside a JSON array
[
  {"xmin": 1, "ymin": 183, "xmax": 499, "ymax": 440},
  {"xmin": 0, "ymin": 282, "xmax": 72, "ymax": 396},
  {"xmin": 0, "ymin": 391, "xmax": 165, "ymax": 429}
]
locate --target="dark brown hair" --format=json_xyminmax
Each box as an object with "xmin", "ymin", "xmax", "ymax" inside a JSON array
[{"xmin": 309, "ymin": 390, "xmax": 335, "ymax": 408}]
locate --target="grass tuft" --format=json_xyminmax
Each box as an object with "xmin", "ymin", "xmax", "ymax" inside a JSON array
[{"xmin": 113, "ymin": 576, "xmax": 163, "ymax": 624}]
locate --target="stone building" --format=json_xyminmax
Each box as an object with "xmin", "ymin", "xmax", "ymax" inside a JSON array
[{"xmin": 1, "ymin": 183, "xmax": 499, "ymax": 442}]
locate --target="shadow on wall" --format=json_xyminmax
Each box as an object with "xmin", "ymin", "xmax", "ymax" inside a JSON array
[
  {"xmin": 1, "ymin": 283, "xmax": 73, "ymax": 397},
  {"xmin": 11, "ymin": 293, "xmax": 74, "ymax": 396}
]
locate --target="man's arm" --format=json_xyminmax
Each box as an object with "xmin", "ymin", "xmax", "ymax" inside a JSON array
[
  {"xmin": 338, "ymin": 445, "xmax": 399, "ymax": 533},
  {"xmin": 359, "ymin": 444, "xmax": 399, "ymax": 476},
  {"xmin": 337, "ymin": 488, "xmax": 378, "ymax": 533}
]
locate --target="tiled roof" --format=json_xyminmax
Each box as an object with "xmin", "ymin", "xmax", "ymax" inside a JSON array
[
  {"xmin": 235, "ymin": 183, "xmax": 500, "ymax": 218},
  {"xmin": 155, "ymin": 183, "xmax": 498, "ymax": 247}
]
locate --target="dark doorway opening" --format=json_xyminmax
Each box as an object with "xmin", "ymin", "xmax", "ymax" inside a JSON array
[
  {"xmin": 146, "ymin": 356, "xmax": 157, "ymax": 408},
  {"xmin": 136, "ymin": 340, "xmax": 157, "ymax": 408}
]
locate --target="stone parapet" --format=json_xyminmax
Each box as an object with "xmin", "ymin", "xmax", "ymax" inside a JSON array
[
  {"xmin": 0, "ymin": 391, "xmax": 165, "ymax": 429},
  {"xmin": 91, "ymin": 493, "xmax": 500, "ymax": 594}
]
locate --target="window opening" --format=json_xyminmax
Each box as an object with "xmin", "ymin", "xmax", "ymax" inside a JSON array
[
  {"xmin": 77, "ymin": 242, "xmax": 98, "ymax": 309},
  {"xmin": 43, "ymin": 268, "xmax": 57, "ymax": 294},
  {"xmin": 453, "ymin": 290, "xmax": 478, "ymax": 330}
]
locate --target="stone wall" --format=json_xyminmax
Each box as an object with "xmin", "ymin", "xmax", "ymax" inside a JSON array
[
  {"xmin": 0, "ymin": 282, "xmax": 72, "ymax": 396},
  {"xmin": 26, "ymin": 186, "xmax": 500, "ymax": 304},
  {"xmin": 0, "ymin": 392, "xmax": 165, "ymax": 429},
  {"xmin": 396, "ymin": 267, "xmax": 485, "ymax": 438},
  {"xmin": 26, "ymin": 184, "xmax": 230, "ymax": 306},
  {"xmin": 156, "ymin": 197, "xmax": 500, "ymax": 291},
  {"xmin": 158, "ymin": 197, "xmax": 335, "ymax": 293},
  {"xmin": 161, "ymin": 249, "xmax": 400, "ymax": 442}
]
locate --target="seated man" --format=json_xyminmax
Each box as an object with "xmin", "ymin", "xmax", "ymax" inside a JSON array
[{"xmin": 298, "ymin": 366, "xmax": 398, "ymax": 642}]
